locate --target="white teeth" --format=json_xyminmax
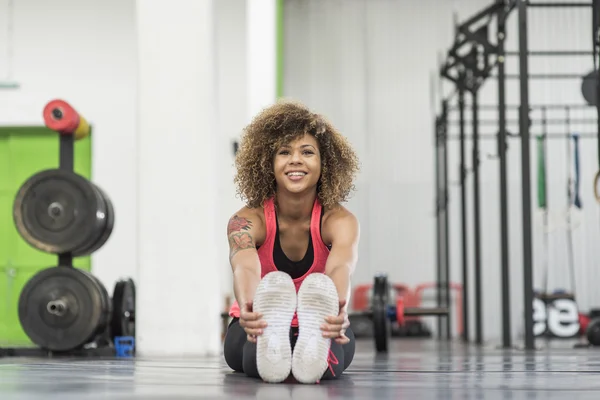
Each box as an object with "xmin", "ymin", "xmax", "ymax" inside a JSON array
[{"xmin": 287, "ymin": 172, "xmax": 306, "ymax": 176}]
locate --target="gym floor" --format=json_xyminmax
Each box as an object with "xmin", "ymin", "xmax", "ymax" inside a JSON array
[{"xmin": 1, "ymin": 338, "xmax": 599, "ymax": 399}]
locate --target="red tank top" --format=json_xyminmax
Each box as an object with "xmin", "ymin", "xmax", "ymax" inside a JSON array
[{"xmin": 228, "ymin": 197, "xmax": 330, "ymax": 326}]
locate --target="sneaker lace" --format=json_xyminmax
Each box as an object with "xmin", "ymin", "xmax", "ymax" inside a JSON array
[{"xmin": 326, "ymin": 348, "xmax": 339, "ymax": 377}]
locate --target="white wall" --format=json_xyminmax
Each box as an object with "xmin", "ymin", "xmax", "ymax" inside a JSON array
[
  {"xmin": 283, "ymin": 0, "xmax": 455, "ymax": 288},
  {"xmin": 283, "ymin": 0, "xmax": 600, "ymax": 343},
  {"xmin": 214, "ymin": 0, "xmax": 248, "ymax": 305},
  {"xmin": 136, "ymin": 0, "xmax": 226, "ymax": 356}
]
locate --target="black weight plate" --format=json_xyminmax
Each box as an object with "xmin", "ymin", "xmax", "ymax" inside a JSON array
[
  {"xmin": 69, "ymin": 182, "xmax": 114, "ymax": 256},
  {"xmin": 587, "ymin": 318, "xmax": 600, "ymax": 346},
  {"xmin": 18, "ymin": 266, "xmax": 108, "ymax": 352},
  {"xmin": 13, "ymin": 169, "xmax": 107, "ymax": 255},
  {"xmin": 111, "ymin": 278, "xmax": 136, "ymax": 339},
  {"xmin": 77, "ymin": 184, "xmax": 115, "ymax": 256},
  {"xmin": 80, "ymin": 270, "xmax": 112, "ymax": 336},
  {"xmin": 372, "ymin": 274, "xmax": 390, "ymax": 352},
  {"xmin": 69, "ymin": 182, "xmax": 107, "ymax": 257},
  {"xmin": 581, "ymin": 70, "xmax": 598, "ymax": 106}
]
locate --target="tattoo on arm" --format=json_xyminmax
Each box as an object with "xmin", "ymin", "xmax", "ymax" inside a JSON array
[
  {"xmin": 229, "ymin": 232, "xmax": 255, "ymax": 259},
  {"xmin": 228, "ymin": 215, "xmax": 255, "ymax": 259},
  {"xmin": 227, "ymin": 215, "xmax": 253, "ymax": 235}
]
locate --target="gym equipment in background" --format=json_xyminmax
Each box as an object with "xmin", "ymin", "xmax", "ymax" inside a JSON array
[
  {"xmin": 349, "ymin": 281, "xmax": 431, "ymax": 338},
  {"xmin": 581, "ymin": 70, "xmax": 597, "ymax": 107},
  {"xmin": 532, "ymin": 131, "xmax": 583, "ymax": 341},
  {"xmin": 412, "ymin": 282, "xmax": 464, "ymax": 338},
  {"xmin": 349, "ymin": 274, "xmax": 450, "ymax": 353},
  {"xmin": 4, "ymin": 99, "xmax": 135, "ymax": 356}
]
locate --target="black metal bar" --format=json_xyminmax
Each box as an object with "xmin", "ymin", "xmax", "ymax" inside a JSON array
[
  {"xmin": 449, "ymin": 103, "xmax": 593, "ymax": 110},
  {"xmin": 506, "ymin": 50, "xmax": 594, "ymax": 56},
  {"xmin": 442, "ymin": 100, "xmax": 452, "ymax": 341},
  {"xmin": 58, "ymin": 130, "xmax": 75, "ymax": 268},
  {"xmin": 540, "ymin": 107, "xmax": 549, "ymax": 296},
  {"xmin": 497, "ymin": 5, "xmax": 512, "ymax": 350},
  {"xmin": 460, "ymin": 2, "xmax": 504, "ymax": 31},
  {"xmin": 526, "ymin": 1, "xmax": 591, "ymax": 7},
  {"xmin": 500, "ymin": 74, "xmax": 586, "ymax": 79},
  {"xmin": 448, "ymin": 118, "xmax": 598, "ymax": 126},
  {"xmin": 593, "ymin": 0, "xmax": 600, "ymax": 169},
  {"xmin": 435, "ymin": 106, "xmax": 443, "ymax": 340},
  {"xmin": 58, "ymin": 253, "xmax": 73, "ymax": 268},
  {"xmin": 404, "ymin": 307, "xmax": 450, "ymax": 316},
  {"xmin": 347, "ymin": 307, "xmax": 451, "ymax": 319},
  {"xmin": 59, "ymin": 135, "xmax": 74, "ymax": 171},
  {"xmin": 519, "ymin": 0, "xmax": 535, "ymax": 351},
  {"xmin": 448, "ymin": 132, "xmax": 599, "ymax": 140},
  {"xmin": 565, "ymin": 106, "xmax": 578, "ymax": 298},
  {"xmin": 458, "ymin": 87, "xmax": 469, "ymax": 343},
  {"xmin": 472, "ymin": 86, "xmax": 483, "ymax": 346}
]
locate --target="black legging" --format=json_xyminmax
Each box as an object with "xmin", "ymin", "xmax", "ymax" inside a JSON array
[{"xmin": 224, "ymin": 318, "xmax": 355, "ymax": 380}]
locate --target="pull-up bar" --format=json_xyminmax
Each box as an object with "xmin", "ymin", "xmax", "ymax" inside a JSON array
[{"xmin": 526, "ymin": 1, "xmax": 591, "ymax": 7}]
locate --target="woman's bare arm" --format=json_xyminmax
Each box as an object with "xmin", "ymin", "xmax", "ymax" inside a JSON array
[
  {"xmin": 323, "ymin": 210, "xmax": 360, "ymax": 311},
  {"xmin": 227, "ymin": 209, "xmax": 264, "ymax": 309}
]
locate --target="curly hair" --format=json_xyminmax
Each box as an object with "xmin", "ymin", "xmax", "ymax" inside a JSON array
[{"xmin": 234, "ymin": 100, "xmax": 360, "ymax": 209}]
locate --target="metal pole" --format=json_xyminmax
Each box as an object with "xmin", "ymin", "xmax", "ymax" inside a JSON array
[
  {"xmin": 497, "ymin": 3, "xmax": 512, "ymax": 349},
  {"xmin": 443, "ymin": 100, "xmax": 452, "ymax": 340},
  {"xmin": 593, "ymin": 0, "xmax": 600, "ymax": 169},
  {"xmin": 435, "ymin": 107, "xmax": 443, "ymax": 339},
  {"xmin": 518, "ymin": 0, "xmax": 535, "ymax": 351},
  {"xmin": 472, "ymin": 82, "xmax": 483, "ymax": 346},
  {"xmin": 458, "ymin": 86, "xmax": 470, "ymax": 343}
]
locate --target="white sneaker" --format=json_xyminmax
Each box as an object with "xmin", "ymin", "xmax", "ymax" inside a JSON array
[
  {"xmin": 292, "ymin": 273, "xmax": 339, "ymax": 384},
  {"xmin": 253, "ymin": 271, "xmax": 297, "ymax": 383}
]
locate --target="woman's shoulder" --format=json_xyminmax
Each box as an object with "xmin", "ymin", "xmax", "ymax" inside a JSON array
[{"xmin": 321, "ymin": 204, "xmax": 359, "ymax": 244}]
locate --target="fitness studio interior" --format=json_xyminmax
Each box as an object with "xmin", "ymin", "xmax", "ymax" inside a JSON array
[{"xmin": 2, "ymin": 0, "xmax": 600, "ymax": 398}]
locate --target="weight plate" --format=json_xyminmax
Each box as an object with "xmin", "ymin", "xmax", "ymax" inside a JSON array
[
  {"xmin": 71, "ymin": 183, "xmax": 115, "ymax": 256},
  {"xmin": 85, "ymin": 184, "xmax": 115, "ymax": 254},
  {"xmin": 13, "ymin": 169, "xmax": 108, "ymax": 255},
  {"xmin": 18, "ymin": 266, "xmax": 108, "ymax": 352},
  {"xmin": 372, "ymin": 274, "xmax": 390, "ymax": 353},
  {"xmin": 581, "ymin": 70, "xmax": 598, "ymax": 106},
  {"xmin": 111, "ymin": 278, "xmax": 136, "ymax": 339},
  {"xmin": 594, "ymin": 171, "xmax": 600, "ymax": 204},
  {"xmin": 80, "ymin": 270, "xmax": 112, "ymax": 334},
  {"xmin": 587, "ymin": 318, "xmax": 600, "ymax": 346},
  {"xmin": 68, "ymin": 182, "xmax": 108, "ymax": 257}
]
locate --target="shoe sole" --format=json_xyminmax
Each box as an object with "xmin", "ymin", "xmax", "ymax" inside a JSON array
[
  {"xmin": 254, "ymin": 271, "xmax": 297, "ymax": 383},
  {"xmin": 292, "ymin": 273, "xmax": 339, "ymax": 384}
]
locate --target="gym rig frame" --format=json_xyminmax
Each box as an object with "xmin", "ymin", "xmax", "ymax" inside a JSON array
[{"xmin": 434, "ymin": 0, "xmax": 600, "ymax": 350}]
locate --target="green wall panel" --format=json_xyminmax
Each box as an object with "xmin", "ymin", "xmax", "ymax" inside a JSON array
[{"xmin": 0, "ymin": 126, "xmax": 92, "ymax": 346}]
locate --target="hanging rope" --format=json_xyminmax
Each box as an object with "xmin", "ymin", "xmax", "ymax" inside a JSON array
[{"xmin": 537, "ymin": 134, "xmax": 547, "ymax": 210}]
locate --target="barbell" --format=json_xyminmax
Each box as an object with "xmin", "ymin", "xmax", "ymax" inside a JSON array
[{"xmin": 348, "ymin": 274, "xmax": 449, "ymax": 352}]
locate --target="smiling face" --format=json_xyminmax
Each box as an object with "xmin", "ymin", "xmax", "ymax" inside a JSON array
[{"xmin": 273, "ymin": 134, "xmax": 322, "ymax": 195}]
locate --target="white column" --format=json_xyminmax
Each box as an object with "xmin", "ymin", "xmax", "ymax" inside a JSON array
[
  {"xmin": 246, "ymin": 0, "xmax": 278, "ymax": 120},
  {"xmin": 135, "ymin": 0, "xmax": 221, "ymax": 356}
]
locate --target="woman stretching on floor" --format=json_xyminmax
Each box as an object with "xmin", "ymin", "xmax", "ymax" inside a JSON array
[{"xmin": 223, "ymin": 100, "xmax": 361, "ymax": 384}]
